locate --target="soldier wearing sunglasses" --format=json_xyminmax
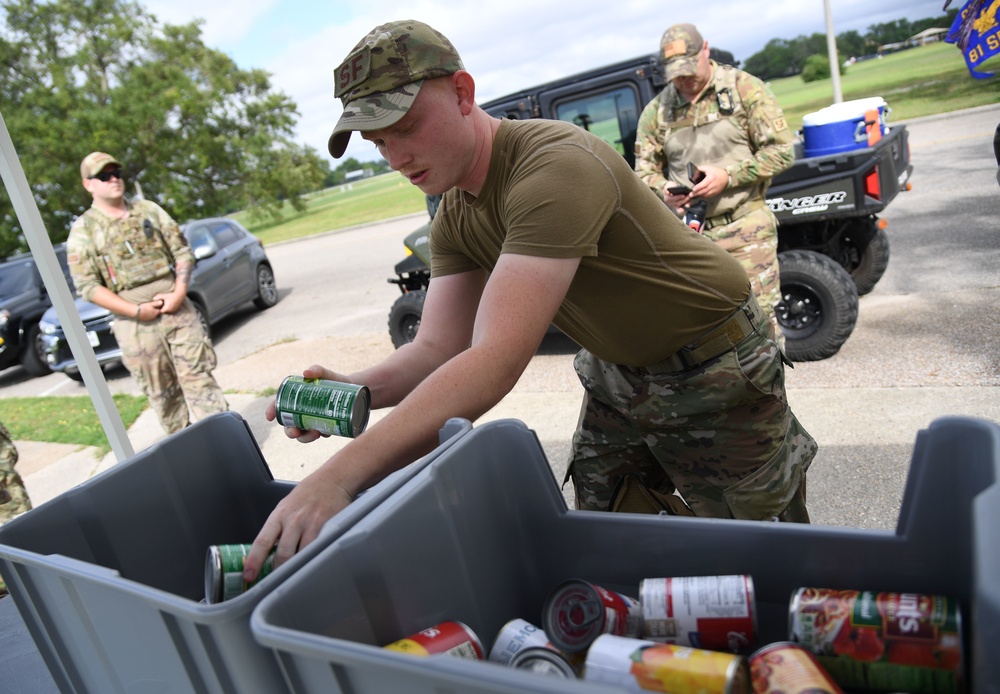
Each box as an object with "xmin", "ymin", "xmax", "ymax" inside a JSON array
[{"xmin": 66, "ymin": 152, "xmax": 228, "ymax": 435}]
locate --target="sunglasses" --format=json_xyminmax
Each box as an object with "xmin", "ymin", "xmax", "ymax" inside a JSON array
[{"xmin": 91, "ymin": 168, "xmax": 123, "ymax": 182}]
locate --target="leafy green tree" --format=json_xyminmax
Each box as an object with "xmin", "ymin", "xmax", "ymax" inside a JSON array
[
  {"xmin": 837, "ymin": 30, "xmax": 866, "ymax": 60},
  {"xmin": 801, "ymin": 54, "xmax": 832, "ymax": 83},
  {"xmin": 0, "ymin": 0, "xmax": 328, "ymax": 253}
]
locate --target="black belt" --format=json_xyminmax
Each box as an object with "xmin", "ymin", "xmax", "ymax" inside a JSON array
[
  {"xmin": 703, "ymin": 199, "xmax": 766, "ymax": 231},
  {"xmin": 636, "ymin": 296, "xmax": 765, "ymax": 375}
]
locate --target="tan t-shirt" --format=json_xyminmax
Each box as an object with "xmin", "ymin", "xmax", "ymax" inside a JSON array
[{"xmin": 430, "ymin": 118, "xmax": 750, "ymax": 366}]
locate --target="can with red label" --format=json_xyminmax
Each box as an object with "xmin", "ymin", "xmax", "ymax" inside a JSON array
[
  {"xmin": 383, "ymin": 620, "xmax": 484, "ymax": 659},
  {"xmin": 788, "ymin": 587, "xmax": 964, "ymax": 694},
  {"xmin": 542, "ymin": 579, "xmax": 642, "ymax": 653},
  {"xmin": 640, "ymin": 575, "xmax": 757, "ymax": 653},
  {"xmin": 748, "ymin": 642, "xmax": 844, "ymax": 694},
  {"xmin": 584, "ymin": 634, "xmax": 750, "ymax": 693}
]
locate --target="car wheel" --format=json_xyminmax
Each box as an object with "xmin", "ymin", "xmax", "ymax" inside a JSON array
[
  {"xmin": 192, "ymin": 301, "xmax": 211, "ymax": 338},
  {"xmin": 253, "ymin": 264, "xmax": 279, "ymax": 309},
  {"xmin": 67, "ymin": 369, "xmax": 84, "ymax": 382},
  {"xmin": 777, "ymin": 250, "xmax": 860, "ymax": 362},
  {"xmin": 388, "ymin": 290, "xmax": 425, "ymax": 349},
  {"xmin": 19, "ymin": 322, "xmax": 52, "ymax": 377}
]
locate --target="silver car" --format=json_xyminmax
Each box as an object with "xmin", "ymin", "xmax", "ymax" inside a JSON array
[{"xmin": 40, "ymin": 217, "xmax": 278, "ymax": 380}]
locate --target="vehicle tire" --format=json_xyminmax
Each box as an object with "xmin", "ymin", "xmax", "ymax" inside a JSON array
[
  {"xmin": 67, "ymin": 369, "xmax": 84, "ymax": 382},
  {"xmin": 388, "ymin": 290, "xmax": 425, "ymax": 349},
  {"xmin": 777, "ymin": 250, "xmax": 860, "ymax": 362},
  {"xmin": 849, "ymin": 225, "xmax": 890, "ymax": 296},
  {"xmin": 253, "ymin": 264, "xmax": 279, "ymax": 309},
  {"xmin": 19, "ymin": 322, "xmax": 52, "ymax": 377},
  {"xmin": 192, "ymin": 301, "xmax": 211, "ymax": 338}
]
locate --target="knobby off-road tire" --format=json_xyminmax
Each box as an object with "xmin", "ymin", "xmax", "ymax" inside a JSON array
[
  {"xmin": 388, "ymin": 290, "xmax": 425, "ymax": 349},
  {"xmin": 849, "ymin": 225, "xmax": 890, "ymax": 296},
  {"xmin": 777, "ymin": 250, "xmax": 860, "ymax": 362}
]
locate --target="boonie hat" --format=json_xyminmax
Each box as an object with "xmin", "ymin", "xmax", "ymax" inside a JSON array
[
  {"xmin": 660, "ymin": 23, "xmax": 705, "ymax": 82},
  {"xmin": 80, "ymin": 152, "xmax": 122, "ymax": 179},
  {"xmin": 328, "ymin": 19, "xmax": 465, "ymax": 159}
]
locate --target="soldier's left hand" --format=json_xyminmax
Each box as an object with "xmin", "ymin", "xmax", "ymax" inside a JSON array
[
  {"xmin": 689, "ymin": 164, "xmax": 729, "ymax": 199},
  {"xmin": 153, "ymin": 292, "xmax": 183, "ymax": 314}
]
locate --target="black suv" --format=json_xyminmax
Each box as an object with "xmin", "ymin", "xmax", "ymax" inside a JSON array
[{"xmin": 0, "ymin": 244, "xmax": 72, "ymax": 377}]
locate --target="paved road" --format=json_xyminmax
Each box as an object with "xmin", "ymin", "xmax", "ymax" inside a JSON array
[{"xmin": 3, "ymin": 104, "xmax": 999, "ymax": 531}]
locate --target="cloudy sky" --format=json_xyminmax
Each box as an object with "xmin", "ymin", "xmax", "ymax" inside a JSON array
[{"xmin": 144, "ymin": 0, "xmax": 955, "ymax": 164}]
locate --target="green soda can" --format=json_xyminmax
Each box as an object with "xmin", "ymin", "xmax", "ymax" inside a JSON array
[
  {"xmin": 204, "ymin": 543, "xmax": 275, "ymax": 604},
  {"xmin": 274, "ymin": 376, "xmax": 371, "ymax": 438}
]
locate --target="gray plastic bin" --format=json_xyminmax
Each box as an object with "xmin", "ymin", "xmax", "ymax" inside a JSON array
[
  {"xmin": 0, "ymin": 411, "xmax": 471, "ymax": 693},
  {"xmin": 251, "ymin": 416, "xmax": 1000, "ymax": 694}
]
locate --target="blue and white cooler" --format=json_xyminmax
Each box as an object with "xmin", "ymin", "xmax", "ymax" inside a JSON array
[{"xmin": 801, "ymin": 97, "xmax": 889, "ymax": 158}]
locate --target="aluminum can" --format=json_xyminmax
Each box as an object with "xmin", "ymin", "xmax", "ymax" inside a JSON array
[
  {"xmin": 542, "ymin": 579, "xmax": 641, "ymax": 653},
  {"xmin": 788, "ymin": 587, "xmax": 964, "ymax": 693},
  {"xmin": 489, "ymin": 618, "xmax": 555, "ymax": 664},
  {"xmin": 640, "ymin": 575, "xmax": 757, "ymax": 653},
  {"xmin": 204, "ymin": 544, "xmax": 274, "ymax": 604},
  {"xmin": 583, "ymin": 634, "xmax": 750, "ymax": 693},
  {"xmin": 509, "ymin": 646, "xmax": 580, "ymax": 679},
  {"xmin": 383, "ymin": 620, "xmax": 484, "ymax": 659},
  {"xmin": 274, "ymin": 376, "xmax": 370, "ymax": 438},
  {"xmin": 748, "ymin": 642, "xmax": 844, "ymax": 693}
]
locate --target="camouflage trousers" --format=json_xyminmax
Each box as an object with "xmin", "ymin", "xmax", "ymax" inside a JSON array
[
  {"xmin": 704, "ymin": 205, "xmax": 783, "ymax": 351},
  {"xmin": 113, "ymin": 298, "xmax": 228, "ymax": 435},
  {"xmin": 566, "ymin": 297, "xmax": 816, "ymax": 522},
  {"xmin": 0, "ymin": 420, "xmax": 31, "ymax": 524}
]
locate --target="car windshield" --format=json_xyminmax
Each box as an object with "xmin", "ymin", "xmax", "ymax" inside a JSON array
[{"xmin": 0, "ymin": 262, "xmax": 34, "ymax": 301}]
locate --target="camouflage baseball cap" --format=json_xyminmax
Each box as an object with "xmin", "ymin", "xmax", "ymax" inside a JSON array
[
  {"xmin": 328, "ymin": 20, "xmax": 465, "ymax": 159},
  {"xmin": 660, "ymin": 23, "xmax": 705, "ymax": 81},
  {"xmin": 80, "ymin": 152, "xmax": 122, "ymax": 179}
]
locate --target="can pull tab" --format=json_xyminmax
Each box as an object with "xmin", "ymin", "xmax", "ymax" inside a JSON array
[{"xmin": 564, "ymin": 598, "xmax": 603, "ymax": 629}]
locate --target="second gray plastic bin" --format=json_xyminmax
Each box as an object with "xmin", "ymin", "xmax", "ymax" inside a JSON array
[
  {"xmin": 0, "ymin": 412, "xmax": 471, "ymax": 693},
  {"xmin": 252, "ymin": 416, "xmax": 1000, "ymax": 694}
]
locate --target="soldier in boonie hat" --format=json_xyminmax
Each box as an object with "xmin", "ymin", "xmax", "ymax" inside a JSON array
[
  {"xmin": 80, "ymin": 151, "xmax": 122, "ymax": 180},
  {"xmin": 328, "ymin": 19, "xmax": 465, "ymax": 159},
  {"xmin": 659, "ymin": 23, "xmax": 706, "ymax": 82}
]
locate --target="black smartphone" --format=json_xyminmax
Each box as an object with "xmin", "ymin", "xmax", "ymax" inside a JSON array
[
  {"xmin": 687, "ymin": 162, "xmax": 706, "ymax": 184},
  {"xmin": 667, "ymin": 185, "xmax": 691, "ymax": 195}
]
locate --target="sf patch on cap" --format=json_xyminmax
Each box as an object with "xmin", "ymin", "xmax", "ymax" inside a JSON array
[{"xmin": 327, "ymin": 19, "xmax": 464, "ymax": 159}]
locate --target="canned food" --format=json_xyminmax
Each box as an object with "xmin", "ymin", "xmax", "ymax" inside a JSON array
[
  {"xmin": 748, "ymin": 642, "xmax": 843, "ymax": 694},
  {"xmin": 204, "ymin": 544, "xmax": 274, "ymax": 604},
  {"xmin": 640, "ymin": 575, "xmax": 757, "ymax": 653},
  {"xmin": 542, "ymin": 579, "xmax": 642, "ymax": 653},
  {"xmin": 509, "ymin": 646, "xmax": 580, "ymax": 679},
  {"xmin": 383, "ymin": 620, "xmax": 484, "ymax": 659},
  {"xmin": 788, "ymin": 587, "xmax": 964, "ymax": 694},
  {"xmin": 489, "ymin": 618, "xmax": 554, "ymax": 664},
  {"xmin": 583, "ymin": 634, "xmax": 750, "ymax": 693},
  {"xmin": 274, "ymin": 376, "xmax": 370, "ymax": 438}
]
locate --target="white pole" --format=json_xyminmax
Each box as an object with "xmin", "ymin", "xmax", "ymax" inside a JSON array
[
  {"xmin": 824, "ymin": 0, "xmax": 844, "ymax": 103},
  {"xmin": 0, "ymin": 109, "xmax": 134, "ymax": 462}
]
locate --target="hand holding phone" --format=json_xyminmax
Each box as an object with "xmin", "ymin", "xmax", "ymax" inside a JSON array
[{"xmin": 667, "ymin": 185, "xmax": 691, "ymax": 196}]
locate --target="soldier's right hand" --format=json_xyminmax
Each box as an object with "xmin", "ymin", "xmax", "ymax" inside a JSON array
[{"xmin": 265, "ymin": 364, "xmax": 352, "ymax": 443}]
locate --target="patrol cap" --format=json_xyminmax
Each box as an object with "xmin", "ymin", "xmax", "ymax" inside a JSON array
[
  {"xmin": 660, "ymin": 23, "xmax": 705, "ymax": 81},
  {"xmin": 80, "ymin": 152, "xmax": 122, "ymax": 179},
  {"xmin": 328, "ymin": 19, "xmax": 465, "ymax": 159}
]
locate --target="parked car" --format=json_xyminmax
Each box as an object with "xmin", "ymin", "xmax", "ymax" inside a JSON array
[
  {"xmin": 0, "ymin": 244, "xmax": 73, "ymax": 377},
  {"xmin": 39, "ymin": 217, "xmax": 278, "ymax": 380}
]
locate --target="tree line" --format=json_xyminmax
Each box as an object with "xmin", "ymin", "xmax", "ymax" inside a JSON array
[
  {"xmin": 0, "ymin": 0, "xmax": 330, "ymax": 257},
  {"xmin": 742, "ymin": 10, "xmax": 960, "ymax": 81}
]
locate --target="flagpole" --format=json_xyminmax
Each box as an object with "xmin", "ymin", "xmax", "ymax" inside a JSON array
[{"xmin": 824, "ymin": 0, "xmax": 844, "ymax": 103}]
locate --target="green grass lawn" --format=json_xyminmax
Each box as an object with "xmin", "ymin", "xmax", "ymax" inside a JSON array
[
  {"xmin": 1, "ymin": 395, "xmax": 148, "ymax": 455},
  {"xmin": 770, "ymin": 42, "xmax": 1000, "ymax": 132}
]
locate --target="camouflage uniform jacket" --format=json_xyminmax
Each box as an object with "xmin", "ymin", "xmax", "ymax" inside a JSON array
[
  {"xmin": 67, "ymin": 199, "xmax": 193, "ymax": 304},
  {"xmin": 635, "ymin": 61, "xmax": 794, "ymax": 220}
]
